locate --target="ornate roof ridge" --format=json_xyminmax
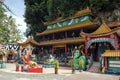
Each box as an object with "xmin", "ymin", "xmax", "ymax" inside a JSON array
[
  {"xmin": 17, "ymin": 37, "xmax": 40, "ymax": 47},
  {"xmin": 44, "ymin": 7, "xmax": 92, "ymax": 26},
  {"xmin": 81, "ymin": 22, "xmax": 113, "ymax": 37},
  {"xmin": 91, "ymin": 22, "xmax": 112, "ymax": 35}
]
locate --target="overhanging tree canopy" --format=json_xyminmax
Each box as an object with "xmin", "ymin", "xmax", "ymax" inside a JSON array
[{"xmin": 24, "ymin": 0, "xmax": 120, "ymax": 38}]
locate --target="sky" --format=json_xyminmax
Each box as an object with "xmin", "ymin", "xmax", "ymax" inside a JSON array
[{"xmin": 4, "ymin": 0, "xmax": 27, "ymax": 35}]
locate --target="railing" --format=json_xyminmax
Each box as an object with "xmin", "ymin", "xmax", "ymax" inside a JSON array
[{"xmin": 39, "ymin": 37, "xmax": 85, "ymax": 45}]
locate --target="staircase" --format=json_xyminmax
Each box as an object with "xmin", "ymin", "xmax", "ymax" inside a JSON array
[{"xmin": 87, "ymin": 62, "xmax": 100, "ymax": 73}]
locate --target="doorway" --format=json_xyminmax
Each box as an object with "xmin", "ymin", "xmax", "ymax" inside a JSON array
[{"xmin": 88, "ymin": 42, "xmax": 113, "ymax": 62}]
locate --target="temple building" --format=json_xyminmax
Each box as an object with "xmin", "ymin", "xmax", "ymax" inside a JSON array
[
  {"xmin": 36, "ymin": 7, "xmax": 97, "ymax": 64},
  {"xmin": 36, "ymin": 7, "xmax": 120, "ymax": 68}
]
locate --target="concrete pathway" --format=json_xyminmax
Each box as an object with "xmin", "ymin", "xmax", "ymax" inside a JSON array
[{"xmin": 0, "ymin": 63, "xmax": 119, "ymax": 80}]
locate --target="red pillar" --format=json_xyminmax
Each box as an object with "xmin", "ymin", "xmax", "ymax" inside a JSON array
[
  {"xmin": 52, "ymin": 46, "xmax": 54, "ymax": 56},
  {"xmin": 42, "ymin": 36, "xmax": 44, "ymax": 41},
  {"xmin": 105, "ymin": 57, "xmax": 108, "ymax": 70},
  {"xmin": 114, "ymin": 34, "xmax": 119, "ymax": 50},
  {"xmin": 53, "ymin": 33, "xmax": 55, "ymax": 40},
  {"xmin": 85, "ymin": 37, "xmax": 88, "ymax": 57},
  {"xmin": 65, "ymin": 31, "xmax": 68, "ymax": 39},
  {"xmin": 65, "ymin": 45, "xmax": 67, "ymax": 53}
]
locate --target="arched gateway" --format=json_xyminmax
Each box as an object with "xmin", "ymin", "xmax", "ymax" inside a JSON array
[{"xmin": 81, "ymin": 22, "xmax": 120, "ymax": 61}]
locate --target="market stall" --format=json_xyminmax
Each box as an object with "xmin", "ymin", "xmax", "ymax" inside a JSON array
[{"xmin": 102, "ymin": 50, "xmax": 120, "ymax": 74}]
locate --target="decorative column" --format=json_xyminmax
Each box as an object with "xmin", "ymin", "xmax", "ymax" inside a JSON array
[
  {"xmin": 42, "ymin": 36, "xmax": 45, "ymax": 41},
  {"xmin": 65, "ymin": 31, "xmax": 68, "ymax": 39},
  {"xmin": 53, "ymin": 33, "xmax": 55, "ymax": 40},
  {"xmin": 114, "ymin": 33, "xmax": 119, "ymax": 50},
  {"xmin": 65, "ymin": 45, "xmax": 67, "ymax": 53},
  {"xmin": 52, "ymin": 46, "xmax": 54, "ymax": 56},
  {"xmin": 105, "ymin": 57, "xmax": 108, "ymax": 70},
  {"xmin": 85, "ymin": 36, "xmax": 88, "ymax": 57}
]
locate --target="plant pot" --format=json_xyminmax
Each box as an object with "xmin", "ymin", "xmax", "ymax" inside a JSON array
[
  {"xmin": 55, "ymin": 68, "xmax": 58, "ymax": 74},
  {"xmin": 72, "ymin": 68, "xmax": 75, "ymax": 74}
]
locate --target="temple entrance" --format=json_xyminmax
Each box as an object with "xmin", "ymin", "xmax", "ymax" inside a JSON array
[
  {"xmin": 5, "ymin": 50, "xmax": 15, "ymax": 63},
  {"xmin": 87, "ymin": 42, "xmax": 113, "ymax": 73},
  {"xmin": 88, "ymin": 42, "xmax": 113, "ymax": 62}
]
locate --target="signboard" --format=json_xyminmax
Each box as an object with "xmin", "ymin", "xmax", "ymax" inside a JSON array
[
  {"xmin": 109, "ymin": 61, "xmax": 120, "ymax": 68},
  {"xmin": 5, "ymin": 43, "xmax": 20, "ymax": 51},
  {"xmin": 47, "ymin": 15, "xmax": 92, "ymax": 30}
]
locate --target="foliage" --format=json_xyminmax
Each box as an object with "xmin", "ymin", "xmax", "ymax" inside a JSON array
[
  {"xmin": 24, "ymin": 0, "xmax": 47, "ymax": 38},
  {"xmin": 24, "ymin": 0, "xmax": 87, "ymax": 37},
  {"xmin": 68, "ymin": 59, "xmax": 74, "ymax": 67},
  {"xmin": 24, "ymin": 0, "xmax": 120, "ymax": 37},
  {"xmin": 0, "ymin": 3, "xmax": 22, "ymax": 43},
  {"xmin": 90, "ymin": 0, "xmax": 120, "ymax": 12},
  {"xmin": 54, "ymin": 60, "xmax": 59, "ymax": 68}
]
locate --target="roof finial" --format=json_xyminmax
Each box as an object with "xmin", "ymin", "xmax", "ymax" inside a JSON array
[{"xmin": 102, "ymin": 19, "xmax": 106, "ymax": 23}]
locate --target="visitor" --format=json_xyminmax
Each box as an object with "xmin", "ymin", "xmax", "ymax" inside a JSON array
[{"xmin": 14, "ymin": 52, "xmax": 20, "ymax": 63}]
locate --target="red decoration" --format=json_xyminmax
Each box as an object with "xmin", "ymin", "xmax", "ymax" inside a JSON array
[
  {"xmin": 21, "ymin": 65, "xmax": 24, "ymax": 72},
  {"xmin": 87, "ymin": 37, "xmax": 90, "ymax": 40},
  {"xmin": 110, "ymin": 34, "xmax": 114, "ymax": 38},
  {"xmin": 28, "ymin": 68, "xmax": 43, "ymax": 73},
  {"xmin": 16, "ymin": 65, "xmax": 19, "ymax": 72},
  {"xmin": 23, "ymin": 51, "xmax": 30, "ymax": 65}
]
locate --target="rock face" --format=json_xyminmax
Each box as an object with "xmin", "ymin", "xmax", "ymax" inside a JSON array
[{"xmin": 94, "ymin": 8, "xmax": 120, "ymax": 22}]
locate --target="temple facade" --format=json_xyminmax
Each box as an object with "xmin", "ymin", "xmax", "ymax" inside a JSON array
[
  {"xmin": 36, "ymin": 7, "xmax": 120, "ymax": 68},
  {"xmin": 36, "ymin": 7, "xmax": 97, "ymax": 65}
]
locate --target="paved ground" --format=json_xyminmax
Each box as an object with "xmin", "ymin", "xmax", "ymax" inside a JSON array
[{"xmin": 0, "ymin": 63, "xmax": 119, "ymax": 80}]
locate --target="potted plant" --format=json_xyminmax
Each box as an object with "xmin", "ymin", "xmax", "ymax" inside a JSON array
[
  {"xmin": 68, "ymin": 59, "xmax": 75, "ymax": 74},
  {"xmin": 54, "ymin": 60, "xmax": 59, "ymax": 74},
  {"xmin": 0, "ymin": 50, "xmax": 6, "ymax": 68}
]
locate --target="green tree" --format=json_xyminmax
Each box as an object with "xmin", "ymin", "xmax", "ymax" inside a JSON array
[
  {"xmin": 0, "ymin": 2, "xmax": 22, "ymax": 43},
  {"xmin": 24, "ymin": 0, "xmax": 86, "ymax": 37},
  {"xmin": 24, "ymin": 0, "xmax": 120, "ymax": 38},
  {"xmin": 24, "ymin": 0, "xmax": 47, "ymax": 38}
]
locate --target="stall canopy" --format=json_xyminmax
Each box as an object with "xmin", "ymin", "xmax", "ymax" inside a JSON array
[{"xmin": 102, "ymin": 50, "xmax": 120, "ymax": 57}]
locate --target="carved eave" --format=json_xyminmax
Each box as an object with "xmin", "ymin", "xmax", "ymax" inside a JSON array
[
  {"xmin": 36, "ymin": 21, "xmax": 96, "ymax": 36},
  {"xmin": 81, "ymin": 22, "xmax": 120, "ymax": 38},
  {"xmin": 17, "ymin": 38, "xmax": 40, "ymax": 47},
  {"xmin": 44, "ymin": 7, "xmax": 92, "ymax": 26}
]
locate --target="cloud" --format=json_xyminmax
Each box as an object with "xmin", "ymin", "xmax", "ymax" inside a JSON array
[{"xmin": 13, "ymin": 15, "xmax": 27, "ymax": 33}]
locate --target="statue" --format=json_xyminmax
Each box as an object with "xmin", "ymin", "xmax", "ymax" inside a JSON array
[
  {"xmin": 73, "ymin": 46, "xmax": 80, "ymax": 69},
  {"xmin": 79, "ymin": 54, "xmax": 87, "ymax": 71},
  {"xmin": 23, "ymin": 50, "xmax": 30, "ymax": 65}
]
